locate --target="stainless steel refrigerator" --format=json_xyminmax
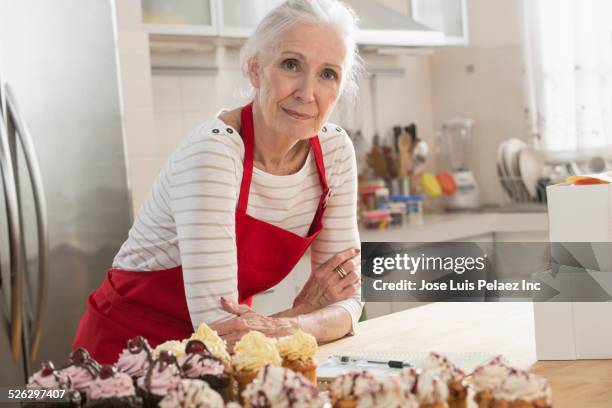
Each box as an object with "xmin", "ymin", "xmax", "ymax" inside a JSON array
[{"xmin": 0, "ymin": 0, "xmax": 133, "ymax": 385}]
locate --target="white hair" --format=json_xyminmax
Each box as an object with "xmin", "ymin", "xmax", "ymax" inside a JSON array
[{"xmin": 239, "ymin": 0, "xmax": 365, "ymax": 106}]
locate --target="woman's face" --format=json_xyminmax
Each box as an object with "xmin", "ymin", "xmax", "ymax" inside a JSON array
[{"xmin": 249, "ymin": 23, "xmax": 347, "ymax": 141}]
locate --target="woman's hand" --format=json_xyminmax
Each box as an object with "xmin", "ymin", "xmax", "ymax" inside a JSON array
[
  {"xmin": 292, "ymin": 248, "xmax": 361, "ymax": 314},
  {"xmin": 210, "ymin": 297, "xmax": 297, "ymax": 352}
]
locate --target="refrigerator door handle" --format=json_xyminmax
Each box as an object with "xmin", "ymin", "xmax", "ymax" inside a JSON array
[
  {"xmin": 6, "ymin": 86, "xmax": 48, "ymax": 362},
  {"xmin": 0, "ymin": 97, "xmax": 23, "ymax": 363}
]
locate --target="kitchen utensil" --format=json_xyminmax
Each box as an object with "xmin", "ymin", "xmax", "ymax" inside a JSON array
[
  {"xmin": 420, "ymin": 172, "xmax": 442, "ymax": 197},
  {"xmin": 518, "ymin": 146, "xmax": 545, "ymax": 199},
  {"xmin": 366, "ymin": 144, "xmax": 387, "ymax": 178},
  {"xmin": 397, "ymin": 132, "xmax": 412, "ymax": 177},
  {"xmin": 436, "ymin": 172, "xmax": 457, "ymax": 195},
  {"xmin": 382, "ymin": 145, "xmax": 398, "ymax": 178},
  {"xmin": 501, "ymin": 138, "xmax": 528, "ymax": 201}
]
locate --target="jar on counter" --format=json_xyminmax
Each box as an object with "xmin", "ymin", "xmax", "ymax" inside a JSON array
[
  {"xmin": 405, "ymin": 195, "xmax": 424, "ymax": 226},
  {"xmin": 375, "ymin": 187, "xmax": 390, "ymax": 210},
  {"xmin": 388, "ymin": 202, "xmax": 406, "ymax": 226},
  {"xmin": 361, "ymin": 210, "xmax": 391, "ymax": 230}
]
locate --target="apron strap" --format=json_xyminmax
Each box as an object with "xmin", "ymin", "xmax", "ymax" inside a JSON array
[{"xmin": 237, "ymin": 102, "xmax": 329, "ymax": 213}]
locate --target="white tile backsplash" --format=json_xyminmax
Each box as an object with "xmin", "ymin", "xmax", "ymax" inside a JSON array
[
  {"xmin": 180, "ymin": 75, "xmax": 218, "ymax": 111},
  {"xmin": 153, "ymin": 112, "xmax": 184, "ymax": 159},
  {"xmin": 152, "ymin": 75, "xmax": 182, "ymax": 113},
  {"xmin": 119, "ymin": 53, "xmax": 154, "ymax": 110}
]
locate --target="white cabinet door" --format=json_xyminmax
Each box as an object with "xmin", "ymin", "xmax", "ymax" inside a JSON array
[
  {"xmin": 217, "ymin": 0, "xmax": 284, "ymax": 37},
  {"xmin": 142, "ymin": 0, "xmax": 218, "ymax": 36},
  {"xmin": 411, "ymin": 0, "xmax": 469, "ymax": 45}
]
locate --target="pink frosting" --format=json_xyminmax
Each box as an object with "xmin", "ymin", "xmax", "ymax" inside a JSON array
[
  {"xmin": 60, "ymin": 365, "xmax": 96, "ymax": 393},
  {"xmin": 137, "ymin": 364, "xmax": 182, "ymax": 396},
  {"xmin": 178, "ymin": 355, "xmax": 224, "ymax": 379},
  {"xmin": 27, "ymin": 369, "xmax": 70, "ymax": 390},
  {"xmin": 88, "ymin": 372, "xmax": 135, "ymax": 400},
  {"xmin": 117, "ymin": 348, "xmax": 150, "ymax": 378}
]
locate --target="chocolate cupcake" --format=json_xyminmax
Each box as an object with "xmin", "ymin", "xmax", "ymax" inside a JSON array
[
  {"xmin": 177, "ymin": 340, "xmax": 230, "ymax": 400},
  {"xmin": 24, "ymin": 361, "xmax": 82, "ymax": 408},
  {"xmin": 159, "ymin": 379, "xmax": 224, "ymax": 408},
  {"xmin": 356, "ymin": 377, "xmax": 418, "ymax": 408},
  {"xmin": 59, "ymin": 348, "xmax": 101, "ymax": 403},
  {"xmin": 422, "ymin": 352, "xmax": 467, "ymax": 408},
  {"xmin": 117, "ymin": 337, "xmax": 153, "ymax": 385},
  {"xmin": 85, "ymin": 365, "xmax": 142, "ymax": 408},
  {"xmin": 136, "ymin": 350, "xmax": 182, "ymax": 408},
  {"xmin": 242, "ymin": 364, "xmax": 328, "ymax": 408},
  {"xmin": 329, "ymin": 370, "xmax": 377, "ymax": 408}
]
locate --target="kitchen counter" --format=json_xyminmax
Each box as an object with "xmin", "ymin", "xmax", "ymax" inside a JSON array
[
  {"xmin": 359, "ymin": 211, "xmax": 548, "ymax": 242},
  {"xmin": 316, "ymin": 302, "xmax": 612, "ymax": 408}
]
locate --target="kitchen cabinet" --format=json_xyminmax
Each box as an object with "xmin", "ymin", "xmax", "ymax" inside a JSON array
[
  {"xmin": 141, "ymin": 0, "xmax": 283, "ymax": 38},
  {"xmin": 142, "ymin": 0, "xmax": 218, "ymax": 36},
  {"xmin": 411, "ymin": 0, "xmax": 469, "ymax": 45},
  {"xmin": 141, "ymin": 0, "xmax": 454, "ymax": 47}
]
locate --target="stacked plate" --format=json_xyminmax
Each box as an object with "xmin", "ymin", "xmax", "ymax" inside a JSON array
[{"xmin": 497, "ymin": 138, "xmax": 546, "ymax": 203}]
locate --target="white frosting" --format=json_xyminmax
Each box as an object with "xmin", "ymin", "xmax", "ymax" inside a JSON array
[
  {"xmin": 493, "ymin": 371, "xmax": 552, "ymax": 402},
  {"xmin": 159, "ymin": 379, "xmax": 224, "ymax": 408},
  {"xmin": 357, "ymin": 378, "xmax": 418, "ymax": 408},
  {"xmin": 473, "ymin": 363, "xmax": 512, "ymax": 392},
  {"xmin": 330, "ymin": 371, "xmax": 376, "ymax": 400},
  {"xmin": 242, "ymin": 364, "xmax": 327, "ymax": 408},
  {"xmin": 416, "ymin": 370, "xmax": 449, "ymax": 405},
  {"xmin": 422, "ymin": 352, "xmax": 463, "ymax": 382}
]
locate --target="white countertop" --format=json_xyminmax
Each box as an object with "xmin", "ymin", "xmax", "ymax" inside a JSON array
[{"xmin": 359, "ymin": 211, "xmax": 549, "ymax": 242}]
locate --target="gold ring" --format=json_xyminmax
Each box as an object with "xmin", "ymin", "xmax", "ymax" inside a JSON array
[{"xmin": 335, "ymin": 265, "xmax": 348, "ymax": 279}]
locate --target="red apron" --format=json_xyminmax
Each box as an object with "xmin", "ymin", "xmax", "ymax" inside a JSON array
[{"xmin": 73, "ymin": 102, "xmax": 330, "ymax": 364}]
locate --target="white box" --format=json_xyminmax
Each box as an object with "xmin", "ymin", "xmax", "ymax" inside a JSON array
[{"xmin": 535, "ymin": 183, "xmax": 612, "ymax": 359}]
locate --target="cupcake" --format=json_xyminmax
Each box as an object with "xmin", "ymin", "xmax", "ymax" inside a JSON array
[
  {"xmin": 137, "ymin": 351, "xmax": 182, "ymax": 408},
  {"xmin": 117, "ymin": 337, "xmax": 153, "ymax": 385},
  {"xmin": 178, "ymin": 340, "xmax": 230, "ymax": 400},
  {"xmin": 85, "ymin": 365, "xmax": 142, "ymax": 407},
  {"xmin": 329, "ymin": 370, "xmax": 377, "ymax": 408},
  {"xmin": 398, "ymin": 367, "xmax": 419, "ymax": 394},
  {"xmin": 490, "ymin": 369, "xmax": 552, "ymax": 408},
  {"xmin": 190, "ymin": 323, "xmax": 232, "ymax": 367},
  {"xmin": 275, "ymin": 330, "xmax": 318, "ymax": 384},
  {"xmin": 24, "ymin": 361, "xmax": 81, "ymax": 408},
  {"xmin": 59, "ymin": 348, "xmax": 102, "ymax": 402},
  {"xmin": 159, "ymin": 379, "xmax": 224, "ymax": 408},
  {"xmin": 356, "ymin": 377, "xmax": 418, "ymax": 408},
  {"xmin": 422, "ymin": 353, "xmax": 467, "ymax": 408},
  {"xmin": 472, "ymin": 356, "xmax": 512, "ymax": 408},
  {"xmin": 416, "ymin": 370, "xmax": 449, "ymax": 408},
  {"xmin": 242, "ymin": 364, "xmax": 328, "ymax": 408},
  {"xmin": 231, "ymin": 331, "xmax": 282, "ymax": 400}
]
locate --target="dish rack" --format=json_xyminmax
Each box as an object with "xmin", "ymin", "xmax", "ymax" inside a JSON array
[{"xmin": 497, "ymin": 173, "xmax": 549, "ymax": 212}]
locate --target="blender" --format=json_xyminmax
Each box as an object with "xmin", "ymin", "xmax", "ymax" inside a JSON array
[{"xmin": 437, "ymin": 118, "xmax": 481, "ymax": 210}]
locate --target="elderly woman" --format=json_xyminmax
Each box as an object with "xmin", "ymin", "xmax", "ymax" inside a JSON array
[{"xmin": 73, "ymin": 0, "xmax": 363, "ymax": 363}]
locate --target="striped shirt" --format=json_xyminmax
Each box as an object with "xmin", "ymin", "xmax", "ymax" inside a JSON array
[{"xmin": 112, "ymin": 113, "xmax": 363, "ymax": 333}]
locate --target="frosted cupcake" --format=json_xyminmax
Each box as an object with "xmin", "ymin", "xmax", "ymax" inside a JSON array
[
  {"xmin": 137, "ymin": 350, "xmax": 182, "ymax": 408},
  {"xmin": 242, "ymin": 364, "xmax": 328, "ymax": 408},
  {"xmin": 59, "ymin": 348, "xmax": 102, "ymax": 401},
  {"xmin": 190, "ymin": 323, "xmax": 232, "ymax": 367},
  {"xmin": 85, "ymin": 365, "xmax": 142, "ymax": 407},
  {"xmin": 472, "ymin": 356, "xmax": 512, "ymax": 408},
  {"xmin": 159, "ymin": 379, "xmax": 224, "ymax": 408},
  {"xmin": 178, "ymin": 340, "xmax": 230, "ymax": 400},
  {"xmin": 329, "ymin": 370, "xmax": 377, "ymax": 408},
  {"xmin": 231, "ymin": 331, "xmax": 282, "ymax": 400},
  {"xmin": 356, "ymin": 377, "xmax": 418, "ymax": 408},
  {"xmin": 422, "ymin": 353, "xmax": 467, "ymax": 408},
  {"xmin": 416, "ymin": 370, "xmax": 449, "ymax": 408},
  {"xmin": 25, "ymin": 361, "xmax": 82, "ymax": 408},
  {"xmin": 398, "ymin": 367, "xmax": 419, "ymax": 394},
  {"xmin": 117, "ymin": 337, "xmax": 153, "ymax": 385},
  {"xmin": 490, "ymin": 369, "xmax": 552, "ymax": 408},
  {"xmin": 275, "ymin": 329, "xmax": 318, "ymax": 384}
]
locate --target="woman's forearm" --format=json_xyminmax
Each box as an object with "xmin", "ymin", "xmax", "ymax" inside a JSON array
[{"xmin": 273, "ymin": 305, "xmax": 351, "ymax": 343}]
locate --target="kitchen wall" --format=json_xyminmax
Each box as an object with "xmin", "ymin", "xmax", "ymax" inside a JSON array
[{"xmin": 430, "ymin": 0, "xmax": 528, "ymax": 205}]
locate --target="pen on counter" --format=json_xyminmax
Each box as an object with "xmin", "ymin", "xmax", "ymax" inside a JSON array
[{"xmin": 337, "ymin": 355, "xmax": 411, "ymax": 369}]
